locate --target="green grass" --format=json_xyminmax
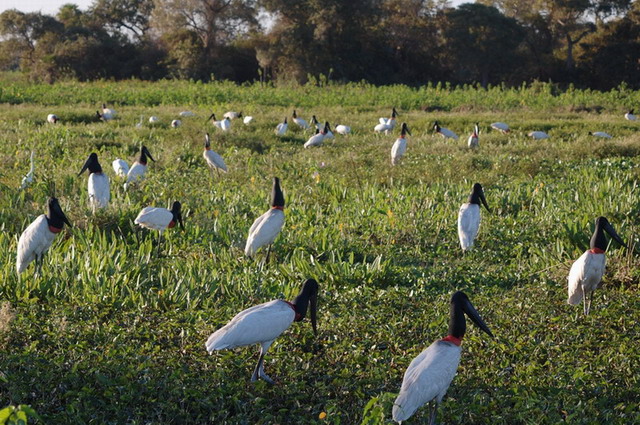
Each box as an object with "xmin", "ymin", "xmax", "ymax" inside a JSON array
[{"xmin": 0, "ymin": 79, "xmax": 639, "ymax": 424}]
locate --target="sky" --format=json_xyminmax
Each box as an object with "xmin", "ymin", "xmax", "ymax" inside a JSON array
[{"xmin": 2, "ymin": 0, "xmax": 468, "ymax": 16}]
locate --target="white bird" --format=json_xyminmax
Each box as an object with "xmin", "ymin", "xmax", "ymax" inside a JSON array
[
  {"xmin": 205, "ymin": 278, "xmax": 318, "ymax": 384},
  {"xmin": 179, "ymin": 111, "xmax": 195, "ymax": 117},
  {"xmin": 624, "ymin": 109, "xmax": 637, "ymax": 121},
  {"xmin": 304, "ymin": 122, "xmax": 331, "ymax": 148},
  {"xmin": 468, "ymin": 123, "xmax": 479, "ymax": 148},
  {"xmin": 135, "ymin": 115, "xmax": 144, "ymax": 128},
  {"xmin": 16, "ymin": 197, "xmax": 71, "ymax": 275},
  {"xmin": 374, "ymin": 107, "xmax": 398, "ymax": 134},
  {"xmin": 335, "ymin": 124, "xmax": 351, "ymax": 135},
  {"xmin": 224, "ymin": 111, "xmax": 242, "ymax": 120},
  {"xmin": 208, "ymin": 113, "xmax": 231, "ymax": 131},
  {"xmin": 47, "ymin": 114, "xmax": 59, "ymax": 124},
  {"xmin": 275, "ymin": 117, "xmax": 288, "ymax": 136},
  {"xmin": 203, "ymin": 133, "xmax": 227, "ymax": 175},
  {"xmin": 78, "ymin": 152, "xmax": 110, "ymax": 211},
  {"xmin": 148, "ymin": 116, "xmax": 160, "ymax": 124},
  {"xmin": 391, "ymin": 123, "xmax": 411, "ymax": 166},
  {"xmin": 20, "ymin": 151, "xmax": 35, "ymax": 190},
  {"xmin": 567, "ymin": 217, "xmax": 625, "ymax": 315},
  {"xmin": 96, "ymin": 103, "xmax": 116, "ymax": 121},
  {"xmin": 324, "ymin": 124, "xmax": 334, "ymax": 139},
  {"xmin": 135, "ymin": 201, "xmax": 184, "ymax": 254},
  {"xmin": 434, "ymin": 121, "xmax": 459, "ymax": 140},
  {"xmin": 243, "ymin": 116, "xmax": 254, "ymax": 125},
  {"xmin": 393, "ymin": 291, "xmax": 493, "ymax": 424},
  {"xmin": 112, "ymin": 158, "xmax": 129, "ymax": 178},
  {"xmin": 171, "ymin": 119, "xmax": 181, "ymax": 128},
  {"xmin": 125, "ymin": 145, "xmax": 155, "ymax": 187},
  {"xmin": 490, "ymin": 122, "xmax": 510, "ymax": 134},
  {"xmin": 528, "ymin": 131, "xmax": 549, "ymax": 139},
  {"xmin": 589, "ymin": 131, "xmax": 612, "ymax": 139},
  {"xmin": 458, "ymin": 183, "xmax": 491, "ymax": 251},
  {"xmin": 245, "ymin": 177, "xmax": 285, "ymax": 262},
  {"xmin": 292, "ymin": 110, "xmax": 309, "ymax": 130}
]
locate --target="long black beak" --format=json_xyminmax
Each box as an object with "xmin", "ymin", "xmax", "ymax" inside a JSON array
[
  {"xmin": 462, "ymin": 296, "xmax": 493, "ymax": 338},
  {"xmin": 206, "ymin": 113, "xmax": 215, "ymax": 123},
  {"xmin": 143, "ymin": 146, "xmax": 155, "ymax": 162},
  {"xmin": 54, "ymin": 203, "xmax": 72, "ymax": 228},
  {"xmin": 402, "ymin": 123, "xmax": 411, "ymax": 136},
  {"xmin": 392, "ymin": 107, "xmax": 398, "ymax": 117},
  {"xmin": 603, "ymin": 221, "xmax": 626, "ymax": 247},
  {"xmin": 78, "ymin": 157, "xmax": 90, "ymax": 176},
  {"xmin": 205, "ymin": 133, "xmax": 211, "ymax": 148},
  {"xmin": 480, "ymin": 190, "xmax": 491, "ymax": 213}
]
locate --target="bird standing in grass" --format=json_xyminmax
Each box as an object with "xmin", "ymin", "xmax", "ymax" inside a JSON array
[
  {"xmin": 458, "ymin": 183, "xmax": 490, "ymax": 251},
  {"xmin": 17, "ymin": 197, "xmax": 72, "ymax": 275},
  {"xmin": 78, "ymin": 152, "xmax": 109, "ymax": 211},
  {"xmin": 20, "ymin": 151, "xmax": 35, "ymax": 190},
  {"xmin": 206, "ymin": 278, "xmax": 318, "ymax": 384},
  {"xmin": 624, "ymin": 109, "xmax": 637, "ymax": 121},
  {"xmin": 304, "ymin": 122, "xmax": 330, "ymax": 148},
  {"xmin": 292, "ymin": 110, "xmax": 309, "ymax": 130},
  {"xmin": 567, "ymin": 217, "xmax": 625, "ymax": 315},
  {"xmin": 468, "ymin": 123, "xmax": 479, "ymax": 148},
  {"xmin": 125, "ymin": 145, "xmax": 155, "ymax": 188},
  {"xmin": 275, "ymin": 117, "xmax": 288, "ymax": 136},
  {"xmin": 528, "ymin": 131, "xmax": 549, "ymax": 139},
  {"xmin": 391, "ymin": 123, "xmax": 411, "ymax": 165},
  {"xmin": 135, "ymin": 201, "xmax": 184, "ymax": 255},
  {"xmin": 112, "ymin": 158, "xmax": 129, "ymax": 178},
  {"xmin": 97, "ymin": 103, "xmax": 116, "ymax": 121},
  {"xmin": 47, "ymin": 114, "xmax": 59, "ymax": 124},
  {"xmin": 434, "ymin": 121, "xmax": 459, "ymax": 140},
  {"xmin": 202, "ymin": 133, "xmax": 227, "ymax": 175},
  {"xmin": 245, "ymin": 177, "xmax": 285, "ymax": 262},
  {"xmin": 393, "ymin": 291, "xmax": 493, "ymax": 424},
  {"xmin": 375, "ymin": 107, "xmax": 398, "ymax": 134},
  {"xmin": 490, "ymin": 122, "xmax": 510, "ymax": 133}
]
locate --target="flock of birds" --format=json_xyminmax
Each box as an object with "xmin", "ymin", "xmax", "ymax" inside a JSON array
[{"xmin": 18, "ymin": 103, "xmax": 634, "ymax": 424}]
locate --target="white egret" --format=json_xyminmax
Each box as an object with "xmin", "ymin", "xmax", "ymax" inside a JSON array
[{"xmin": 20, "ymin": 151, "xmax": 35, "ymax": 190}]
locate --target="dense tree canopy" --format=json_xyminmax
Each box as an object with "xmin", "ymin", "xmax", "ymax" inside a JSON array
[{"xmin": 0, "ymin": 0, "xmax": 638, "ymax": 88}]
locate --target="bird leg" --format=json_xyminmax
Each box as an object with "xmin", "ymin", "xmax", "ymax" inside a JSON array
[
  {"xmin": 428, "ymin": 402, "xmax": 439, "ymax": 425},
  {"xmin": 251, "ymin": 352, "xmax": 275, "ymax": 384},
  {"xmin": 582, "ymin": 286, "xmax": 589, "ymax": 316},
  {"xmin": 265, "ymin": 244, "xmax": 272, "ymax": 266},
  {"xmin": 585, "ymin": 290, "xmax": 593, "ymax": 316},
  {"xmin": 156, "ymin": 232, "xmax": 163, "ymax": 257}
]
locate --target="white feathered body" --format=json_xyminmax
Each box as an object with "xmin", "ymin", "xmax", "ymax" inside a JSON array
[
  {"xmin": 205, "ymin": 299, "xmax": 295, "ymax": 353},
  {"xmin": 324, "ymin": 130, "xmax": 334, "ymax": 139},
  {"xmin": 47, "ymin": 114, "xmax": 58, "ymax": 124},
  {"xmin": 220, "ymin": 118, "xmax": 231, "ymax": 131},
  {"xmin": 391, "ymin": 137, "xmax": 407, "ymax": 165},
  {"xmin": 592, "ymin": 132, "xmax": 612, "ymax": 139},
  {"xmin": 134, "ymin": 207, "xmax": 174, "ymax": 232},
  {"xmin": 625, "ymin": 112, "xmax": 637, "ymax": 121},
  {"xmin": 243, "ymin": 116, "xmax": 253, "ymax": 125},
  {"xmin": 304, "ymin": 132, "xmax": 325, "ymax": 148},
  {"xmin": 171, "ymin": 119, "xmax": 181, "ymax": 128},
  {"xmin": 21, "ymin": 151, "xmax": 35, "ymax": 189},
  {"xmin": 88, "ymin": 173, "xmax": 110, "ymax": 209},
  {"xmin": 491, "ymin": 122, "xmax": 510, "ymax": 133},
  {"xmin": 293, "ymin": 117, "xmax": 309, "ymax": 129},
  {"xmin": 468, "ymin": 133, "xmax": 479, "ymax": 148},
  {"xmin": 437, "ymin": 127, "xmax": 459, "ymax": 140},
  {"xmin": 393, "ymin": 340, "xmax": 462, "ymax": 422},
  {"xmin": 180, "ymin": 111, "xmax": 195, "ymax": 117},
  {"xmin": 112, "ymin": 159, "xmax": 129, "ymax": 178},
  {"xmin": 375, "ymin": 118, "xmax": 396, "ymax": 134},
  {"xmin": 567, "ymin": 251, "xmax": 606, "ymax": 305},
  {"xmin": 529, "ymin": 131, "xmax": 549, "ymax": 139},
  {"xmin": 203, "ymin": 149, "xmax": 228, "ymax": 172},
  {"xmin": 102, "ymin": 108, "xmax": 115, "ymax": 121},
  {"xmin": 16, "ymin": 215, "xmax": 58, "ymax": 274},
  {"xmin": 245, "ymin": 209, "xmax": 285, "ymax": 256},
  {"xmin": 336, "ymin": 125, "xmax": 351, "ymax": 135},
  {"xmin": 276, "ymin": 122, "xmax": 288, "ymax": 136},
  {"xmin": 127, "ymin": 162, "xmax": 147, "ymax": 183},
  {"xmin": 458, "ymin": 203, "xmax": 481, "ymax": 251}
]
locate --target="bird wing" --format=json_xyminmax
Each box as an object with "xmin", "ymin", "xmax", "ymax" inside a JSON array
[
  {"xmin": 88, "ymin": 173, "xmax": 110, "ymax": 208},
  {"xmin": 205, "ymin": 300, "xmax": 295, "ymax": 352},
  {"xmin": 112, "ymin": 159, "xmax": 129, "ymax": 177},
  {"xmin": 17, "ymin": 215, "xmax": 52, "ymax": 273},
  {"xmin": 458, "ymin": 203, "xmax": 480, "ymax": 250},
  {"xmin": 393, "ymin": 341, "xmax": 462, "ymax": 422},
  {"xmin": 374, "ymin": 123, "xmax": 388, "ymax": 132},
  {"xmin": 391, "ymin": 139, "xmax": 406, "ymax": 163},
  {"xmin": 127, "ymin": 162, "xmax": 146, "ymax": 183},
  {"xmin": 379, "ymin": 117, "xmax": 388, "ymax": 125},
  {"xmin": 134, "ymin": 207, "xmax": 173, "ymax": 230},
  {"xmin": 245, "ymin": 210, "xmax": 285, "ymax": 256},
  {"xmin": 304, "ymin": 134, "xmax": 323, "ymax": 148},
  {"xmin": 204, "ymin": 150, "xmax": 228, "ymax": 172},
  {"xmin": 243, "ymin": 116, "xmax": 253, "ymax": 124},
  {"xmin": 567, "ymin": 251, "xmax": 605, "ymax": 304}
]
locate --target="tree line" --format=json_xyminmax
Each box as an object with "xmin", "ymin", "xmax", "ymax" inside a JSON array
[{"xmin": 1, "ymin": 0, "xmax": 639, "ymax": 89}]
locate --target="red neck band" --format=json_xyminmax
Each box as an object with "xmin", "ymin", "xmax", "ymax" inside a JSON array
[
  {"xmin": 589, "ymin": 247, "xmax": 605, "ymax": 254},
  {"xmin": 48, "ymin": 225, "xmax": 63, "ymax": 234},
  {"xmin": 441, "ymin": 335, "xmax": 462, "ymax": 346},
  {"xmin": 204, "ymin": 147, "xmax": 211, "ymax": 151},
  {"xmin": 284, "ymin": 301, "xmax": 302, "ymax": 321},
  {"xmin": 167, "ymin": 220, "xmax": 176, "ymax": 229},
  {"xmin": 272, "ymin": 206, "xmax": 284, "ymax": 211}
]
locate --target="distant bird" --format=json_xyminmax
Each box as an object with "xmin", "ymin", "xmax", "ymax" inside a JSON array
[
  {"xmin": 292, "ymin": 110, "xmax": 309, "ymax": 130},
  {"xmin": 112, "ymin": 158, "xmax": 129, "ymax": 178},
  {"xmin": 243, "ymin": 116, "xmax": 254, "ymax": 125},
  {"xmin": 589, "ymin": 131, "xmax": 612, "ymax": 139},
  {"xmin": 245, "ymin": 177, "xmax": 285, "ymax": 262},
  {"xmin": 324, "ymin": 123, "xmax": 334, "ymax": 139},
  {"xmin": 96, "ymin": 103, "xmax": 116, "ymax": 121},
  {"xmin": 203, "ymin": 133, "xmax": 227, "ymax": 175},
  {"xmin": 468, "ymin": 123, "xmax": 479, "ymax": 148},
  {"xmin": 374, "ymin": 107, "xmax": 398, "ymax": 134},
  {"xmin": 458, "ymin": 183, "xmax": 490, "ymax": 251},
  {"xmin": 434, "ymin": 121, "xmax": 459, "ymax": 140},
  {"xmin": 209, "ymin": 113, "xmax": 231, "ymax": 131},
  {"xmin": 335, "ymin": 124, "xmax": 351, "ymax": 135},
  {"xmin": 392, "ymin": 291, "xmax": 493, "ymax": 424},
  {"xmin": 16, "ymin": 197, "xmax": 72, "ymax": 275},
  {"xmin": 47, "ymin": 114, "xmax": 59, "ymax": 124},
  {"xmin": 224, "ymin": 111, "xmax": 242, "ymax": 120},
  {"xmin": 135, "ymin": 115, "xmax": 144, "ymax": 128},
  {"xmin": 148, "ymin": 116, "xmax": 160, "ymax": 124},
  {"xmin": 205, "ymin": 278, "xmax": 318, "ymax": 384},
  {"xmin": 311, "ymin": 115, "xmax": 322, "ymax": 131},
  {"xmin": 567, "ymin": 217, "xmax": 625, "ymax": 315},
  {"xmin": 528, "ymin": 131, "xmax": 549, "ymax": 140},
  {"xmin": 20, "ymin": 151, "xmax": 35, "ymax": 190},
  {"xmin": 208, "ymin": 113, "xmax": 226, "ymax": 131},
  {"xmin": 179, "ymin": 111, "xmax": 195, "ymax": 117},
  {"xmin": 171, "ymin": 119, "xmax": 181, "ymax": 128},
  {"xmin": 135, "ymin": 201, "xmax": 184, "ymax": 254},
  {"xmin": 275, "ymin": 117, "xmax": 288, "ymax": 136},
  {"xmin": 490, "ymin": 122, "xmax": 510, "ymax": 134},
  {"xmin": 391, "ymin": 123, "xmax": 411, "ymax": 166},
  {"xmin": 304, "ymin": 123, "xmax": 330, "ymax": 148},
  {"xmin": 78, "ymin": 153, "xmax": 110, "ymax": 211},
  {"xmin": 125, "ymin": 145, "xmax": 155, "ymax": 187},
  {"xmin": 624, "ymin": 109, "xmax": 637, "ymax": 121}
]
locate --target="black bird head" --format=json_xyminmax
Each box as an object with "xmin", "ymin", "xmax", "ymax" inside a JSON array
[
  {"xmin": 323, "ymin": 121, "xmax": 331, "ymax": 133},
  {"xmin": 400, "ymin": 122, "xmax": 411, "ymax": 137},
  {"xmin": 591, "ymin": 217, "xmax": 625, "ymax": 252},
  {"xmin": 392, "ymin": 107, "xmax": 398, "ymax": 118},
  {"xmin": 292, "ymin": 278, "xmax": 319, "ymax": 335},
  {"xmin": 204, "ymin": 133, "xmax": 211, "ymax": 149},
  {"xmin": 171, "ymin": 201, "xmax": 184, "ymax": 230},
  {"xmin": 96, "ymin": 111, "xmax": 103, "ymax": 120},
  {"xmin": 271, "ymin": 177, "xmax": 285, "ymax": 209},
  {"xmin": 312, "ymin": 115, "xmax": 319, "ymax": 125},
  {"xmin": 448, "ymin": 291, "xmax": 493, "ymax": 340},
  {"xmin": 468, "ymin": 183, "xmax": 490, "ymax": 212},
  {"xmin": 292, "ymin": 110, "xmax": 298, "ymax": 118},
  {"xmin": 284, "ymin": 117, "xmax": 288, "ymax": 124},
  {"xmin": 139, "ymin": 146, "xmax": 155, "ymax": 164},
  {"xmin": 78, "ymin": 152, "xmax": 102, "ymax": 176},
  {"xmin": 102, "ymin": 103, "xmax": 107, "ymax": 110},
  {"xmin": 207, "ymin": 113, "xmax": 216, "ymax": 122},
  {"xmin": 434, "ymin": 121, "xmax": 441, "ymax": 132},
  {"xmin": 46, "ymin": 197, "xmax": 72, "ymax": 229}
]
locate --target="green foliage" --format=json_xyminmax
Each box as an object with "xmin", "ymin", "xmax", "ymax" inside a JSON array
[{"xmin": 0, "ymin": 405, "xmax": 41, "ymax": 425}]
